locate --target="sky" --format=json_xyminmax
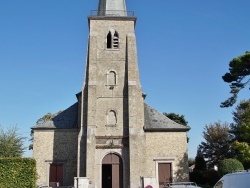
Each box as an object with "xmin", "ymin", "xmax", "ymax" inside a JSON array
[{"xmin": 0, "ymin": 0, "xmax": 249, "ymax": 158}]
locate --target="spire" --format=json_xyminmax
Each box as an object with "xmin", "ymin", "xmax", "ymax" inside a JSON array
[{"xmin": 98, "ymin": 0, "xmax": 127, "ymax": 16}]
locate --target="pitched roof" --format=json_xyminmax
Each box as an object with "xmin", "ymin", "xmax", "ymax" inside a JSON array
[
  {"xmin": 32, "ymin": 102, "xmax": 190, "ymax": 132},
  {"xmin": 32, "ymin": 102, "xmax": 78, "ymax": 129},
  {"xmin": 144, "ymin": 103, "xmax": 190, "ymax": 132}
]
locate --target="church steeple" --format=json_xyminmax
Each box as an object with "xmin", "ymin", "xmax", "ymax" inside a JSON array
[{"xmin": 98, "ymin": 0, "xmax": 127, "ymax": 16}]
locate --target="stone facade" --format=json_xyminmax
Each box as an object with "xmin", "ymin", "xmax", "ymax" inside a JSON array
[
  {"xmin": 32, "ymin": 1, "xmax": 190, "ymax": 188},
  {"xmin": 145, "ymin": 132, "xmax": 189, "ymax": 181},
  {"xmin": 33, "ymin": 129, "xmax": 78, "ymax": 186}
]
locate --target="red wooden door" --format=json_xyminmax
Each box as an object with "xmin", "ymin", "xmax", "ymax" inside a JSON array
[
  {"xmin": 158, "ymin": 163, "xmax": 171, "ymax": 188},
  {"xmin": 49, "ymin": 164, "xmax": 63, "ymax": 187}
]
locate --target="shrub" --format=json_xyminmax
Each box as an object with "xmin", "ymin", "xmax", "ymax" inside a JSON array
[
  {"xmin": 203, "ymin": 169, "xmax": 220, "ymax": 186},
  {"xmin": 190, "ymin": 170, "xmax": 206, "ymax": 185},
  {"xmin": 218, "ymin": 158, "xmax": 244, "ymax": 176},
  {"xmin": 194, "ymin": 155, "xmax": 206, "ymax": 171},
  {"xmin": 0, "ymin": 158, "xmax": 36, "ymax": 188},
  {"xmin": 190, "ymin": 169, "xmax": 220, "ymax": 186}
]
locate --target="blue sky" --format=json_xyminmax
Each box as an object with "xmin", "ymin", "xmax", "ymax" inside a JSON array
[{"xmin": 0, "ymin": 0, "xmax": 249, "ymax": 158}]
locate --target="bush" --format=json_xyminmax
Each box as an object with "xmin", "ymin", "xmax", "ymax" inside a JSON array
[
  {"xmin": 190, "ymin": 169, "xmax": 220, "ymax": 186},
  {"xmin": 0, "ymin": 158, "xmax": 36, "ymax": 188},
  {"xmin": 218, "ymin": 158, "xmax": 244, "ymax": 176},
  {"xmin": 203, "ymin": 169, "xmax": 220, "ymax": 186},
  {"xmin": 190, "ymin": 170, "xmax": 206, "ymax": 185}
]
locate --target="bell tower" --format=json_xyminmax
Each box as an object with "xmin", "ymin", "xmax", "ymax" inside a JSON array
[{"xmin": 77, "ymin": 0, "xmax": 146, "ymax": 187}]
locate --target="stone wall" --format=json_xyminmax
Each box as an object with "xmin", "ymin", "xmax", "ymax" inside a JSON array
[
  {"xmin": 145, "ymin": 132, "xmax": 189, "ymax": 182},
  {"xmin": 33, "ymin": 129, "xmax": 78, "ymax": 186},
  {"xmin": 83, "ymin": 17, "xmax": 139, "ymax": 187}
]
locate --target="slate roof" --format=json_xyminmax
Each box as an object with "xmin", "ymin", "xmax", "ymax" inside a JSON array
[
  {"xmin": 32, "ymin": 101, "xmax": 190, "ymax": 132},
  {"xmin": 32, "ymin": 102, "xmax": 78, "ymax": 129},
  {"xmin": 144, "ymin": 103, "xmax": 190, "ymax": 132}
]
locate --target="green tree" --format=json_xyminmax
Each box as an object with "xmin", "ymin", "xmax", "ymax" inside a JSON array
[
  {"xmin": 194, "ymin": 151, "xmax": 207, "ymax": 171},
  {"xmin": 221, "ymin": 51, "xmax": 250, "ymax": 107},
  {"xmin": 198, "ymin": 121, "xmax": 234, "ymax": 168},
  {"xmin": 231, "ymin": 99, "xmax": 250, "ymax": 142},
  {"xmin": 190, "ymin": 152, "xmax": 207, "ymax": 185},
  {"xmin": 29, "ymin": 112, "xmax": 61, "ymax": 150},
  {"xmin": 0, "ymin": 126, "xmax": 26, "ymax": 157},
  {"xmin": 163, "ymin": 112, "xmax": 189, "ymax": 142},
  {"xmin": 163, "ymin": 112, "xmax": 188, "ymax": 126},
  {"xmin": 36, "ymin": 112, "xmax": 58, "ymax": 124},
  {"xmin": 232, "ymin": 141, "xmax": 250, "ymax": 168},
  {"xmin": 230, "ymin": 100, "xmax": 250, "ymax": 168}
]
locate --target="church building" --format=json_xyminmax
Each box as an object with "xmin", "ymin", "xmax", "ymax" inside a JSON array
[{"xmin": 32, "ymin": 0, "xmax": 190, "ymax": 187}]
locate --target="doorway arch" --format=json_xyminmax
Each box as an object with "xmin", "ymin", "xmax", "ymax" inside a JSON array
[{"xmin": 102, "ymin": 153, "xmax": 123, "ymax": 188}]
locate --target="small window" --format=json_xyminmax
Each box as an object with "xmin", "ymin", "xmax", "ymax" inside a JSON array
[
  {"xmin": 108, "ymin": 71, "xmax": 116, "ymax": 85},
  {"xmin": 113, "ymin": 31, "xmax": 119, "ymax": 49},
  {"xmin": 107, "ymin": 31, "xmax": 112, "ymax": 49},
  {"xmin": 107, "ymin": 110, "xmax": 117, "ymax": 125},
  {"xmin": 107, "ymin": 70, "xmax": 118, "ymax": 87},
  {"xmin": 106, "ymin": 30, "xmax": 119, "ymax": 49}
]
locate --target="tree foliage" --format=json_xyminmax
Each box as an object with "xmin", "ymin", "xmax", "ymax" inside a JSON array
[
  {"xmin": 221, "ymin": 51, "xmax": 250, "ymax": 107},
  {"xmin": 231, "ymin": 99, "xmax": 250, "ymax": 142},
  {"xmin": 230, "ymin": 100, "xmax": 250, "ymax": 168},
  {"xmin": 29, "ymin": 111, "xmax": 61, "ymax": 150},
  {"xmin": 36, "ymin": 112, "xmax": 60, "ymax": 125},
  {"xmin": 190, "ymin": 152, "xmax": 220, "ymax": 186},
  {"xmin": 163, "ymin": 112, "xmax": 188, "ymax": 126},
  {"xmin": 190, "ymin": 152, "xmax": 207, "ymax": 185},
  {"xmin": 188, "ymin": 158, "xmax": 195, "ymax": 167},
  {"xmin": 0, "ymin": 126, "xmax": 26, "ymax": 157},
  {"xmin": 218, "ymin": 158, "xmax": 244, "ymax": 176},
  {"xmin": 198, "ymin": 121, "xmax": 234, "ymax": 168},
  {"xmin": 232, "ymin": 141, "xmax": 250, "ymax": 168},
  {"xmin": 194, "ymin": 152, "xmax": 207, "ymax": 171},
  {"xmin": 163, "ymin": 112, "xmax": 189, "ymax": 142}
]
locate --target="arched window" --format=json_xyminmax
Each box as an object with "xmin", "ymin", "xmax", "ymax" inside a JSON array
[
  {"xmin": 107, "ymin": 31, "xmax": 112, "ymax": 49},
  {"xmin": 108, "ymin": 71, "xmax": 116, "ymax": 85},
  {"xmin": 107, "ymin": 110, "xmax": 117, "ymax": 125},
  {"xmin": 106, "ymin": 30, "xmax": 119, "ymax": 49},
  {"xmin": 113, "ymin": 31, "xmax": 119, "ymax": 49}
]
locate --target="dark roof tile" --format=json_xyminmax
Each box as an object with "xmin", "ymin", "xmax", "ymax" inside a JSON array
[
  {"xmin": 144, "ymin": 103, "xmax": 190, "ymax": 132},
  {"xmin": 32, "ymin": 102, "xmax": 78, "ymax": 129}
]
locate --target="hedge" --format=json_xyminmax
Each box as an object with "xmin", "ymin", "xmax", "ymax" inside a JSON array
[
  {"xmin": 0, "ymin": 158, "xmax": 36, "ymax": 188},
  {"xmin": 218, "ymin": 158, "xmax": 244, "ymax": 176}
]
